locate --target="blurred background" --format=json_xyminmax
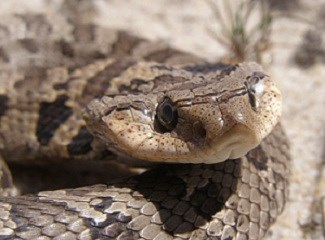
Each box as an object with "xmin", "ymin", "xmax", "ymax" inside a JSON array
[{"xmin": 0, "ymin": 0, "xmax": 324, "ymax": 239}]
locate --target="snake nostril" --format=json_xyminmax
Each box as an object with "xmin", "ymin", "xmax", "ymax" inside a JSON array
[{"xmin": 193, "ymin": 121, "xmax": 206, "ymax": 140}]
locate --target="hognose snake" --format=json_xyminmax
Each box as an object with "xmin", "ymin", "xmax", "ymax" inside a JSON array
[{"xmin": 0, "ymin": 13, "xmax": 290, "ymax": 240}]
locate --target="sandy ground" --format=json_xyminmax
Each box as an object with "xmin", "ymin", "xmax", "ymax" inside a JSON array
[{"xmin": 0, "ymin": 0, "xmax": 324, "ymax": 239}]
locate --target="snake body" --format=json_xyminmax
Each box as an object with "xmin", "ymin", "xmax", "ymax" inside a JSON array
[{"xmin": 0, "ymin": 13, "xmax": 290, "ymax": 240}]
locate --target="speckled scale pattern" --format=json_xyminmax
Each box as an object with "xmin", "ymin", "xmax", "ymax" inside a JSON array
[
  {"xmin": 0, "ymin": 124, "xmax": 290, "ymax": 240},
  {"xmin": 0, "ymin": 4, "xmax": 290, "ymax": 240}
]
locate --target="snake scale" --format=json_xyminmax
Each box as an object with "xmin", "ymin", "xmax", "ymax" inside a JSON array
[{"xmin": 0, "ymin": 11, "xmax": 290, "ymax": 240}]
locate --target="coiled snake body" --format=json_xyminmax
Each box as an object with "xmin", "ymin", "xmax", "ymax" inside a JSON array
[{"xmin": 0, "ymin": 16, "xmax": 290, "ymax": 240}]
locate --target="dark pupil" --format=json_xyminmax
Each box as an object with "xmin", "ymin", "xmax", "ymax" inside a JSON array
[
  {"xmin": 155, "ymin": 98, "xmax": 178, "ymax": 133},
  {"xmin": 162, "ymin": 104, "xmax": 173, "ymax": 123}
]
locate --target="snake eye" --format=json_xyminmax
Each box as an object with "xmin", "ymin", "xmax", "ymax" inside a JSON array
[{"xmin": 155, "ymin": 98, "xmax": 178, "ymax": 132}]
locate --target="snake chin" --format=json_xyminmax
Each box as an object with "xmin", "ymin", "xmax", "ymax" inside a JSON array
[{"xmin": 203, "ymin": 123, "xmax": 260, "ymax": 163}]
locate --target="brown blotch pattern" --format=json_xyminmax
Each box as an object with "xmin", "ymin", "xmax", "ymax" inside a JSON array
[
  {"xmin": 67, "ymin": 126, "xmax": 93, "ymax": 155},
  {"xmin": 36, "ymin": 95, "xmax": 73, "ymax": 146},
  {"xmin": 80, "ymin": 59, "xmax": 136, "ymax": 105}
]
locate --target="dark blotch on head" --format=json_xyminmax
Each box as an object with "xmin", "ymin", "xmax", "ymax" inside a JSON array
[
  {"xmin": 37, "ymin": 95, "xmax": 73, "ymax": 145},
  {"xmin": 81, "ymin": 60, "xmax": 136, "ymax": 106},
  {"xmin": 67, "ymin": 126, "xmax": 93, "ymax": 155},
  {"xmin": 118, "ymin": 78, "xmax": 152, "ymax": 94}
]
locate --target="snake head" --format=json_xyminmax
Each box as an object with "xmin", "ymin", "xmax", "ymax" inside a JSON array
[{"xmin": 83, "ymin": 62, "xmax": 282, "ymax": 164}]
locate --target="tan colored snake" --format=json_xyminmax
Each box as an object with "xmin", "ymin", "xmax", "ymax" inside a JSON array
[{"xmin": 0, "ymin": 13, "xmax": 290, "ymax": 240}]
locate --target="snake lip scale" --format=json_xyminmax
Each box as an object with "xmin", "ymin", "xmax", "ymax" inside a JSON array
[{"xmin": 0, "ymin": 19, "xmax": 290, "ymax": 240}]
